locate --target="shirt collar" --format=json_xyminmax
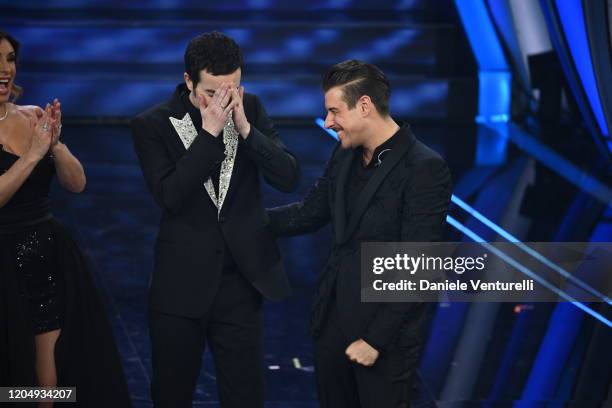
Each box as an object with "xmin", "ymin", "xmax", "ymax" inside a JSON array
[{"xmin": 361, "ymin": 124, "xmax": 402, "ymax": 169}]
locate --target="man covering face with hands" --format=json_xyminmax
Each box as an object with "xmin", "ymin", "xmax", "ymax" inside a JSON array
[
  {"xmin": 131, "ymin": 31, "xmax": 300, "ymax": 408},
  {"xmin": 191, "ymin": 80, "xmax": 250, "ymax": 138}
]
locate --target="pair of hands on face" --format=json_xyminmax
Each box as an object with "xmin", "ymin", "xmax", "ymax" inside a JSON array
[
  {"xmin": 27, "ymin": 99, "xmax": 62, "ymax": 161},
  {"xmin": 198, "ymin": 82, "xmax": 250, "ymax": 139}
]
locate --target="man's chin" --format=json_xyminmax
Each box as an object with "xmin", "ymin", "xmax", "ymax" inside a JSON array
[{"xmin": 340, "ymin": 139, "xmax": 352, "ymax": 149}]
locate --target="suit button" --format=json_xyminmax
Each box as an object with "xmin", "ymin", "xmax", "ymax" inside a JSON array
[{"xmin": 219, "ymin": 216, "xmax": 225, "ymax": 223}]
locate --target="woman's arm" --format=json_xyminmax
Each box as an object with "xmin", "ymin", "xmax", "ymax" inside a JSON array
[
  {"xmin": 48, "ymin": 99, "xmax": 86, "ymax": 193},
  {"xmin": 0, "ymin": 105, "xmax": 54, "ymax": 207},
  {"xmin": 0, "ymin": 154, "xmax": 40, "ymax": 208},
  {"xmin": 51, "ymin": 142, "xmax": 86, "ymax": 193}
]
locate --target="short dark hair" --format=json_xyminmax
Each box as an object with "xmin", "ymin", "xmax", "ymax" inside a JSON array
[
  {"xmin": 322, "ymin": 60, "xmax": 391, "ymax": 116},
  {"xmin": 184, "ymin": 31, "xmax": 243, "ymax": 86},
  {"xmin": 0, "ymin": 31, "xmax": 23, "ymax": 100}
]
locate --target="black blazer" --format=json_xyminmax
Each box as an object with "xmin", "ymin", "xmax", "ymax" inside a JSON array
[
  {"xmin": 268, "ymin": 125, "xmax": 452, "ymax": 351},
  {"xmin": 132, "ymin": 84, "xmax": 300, "ymax": 318}
]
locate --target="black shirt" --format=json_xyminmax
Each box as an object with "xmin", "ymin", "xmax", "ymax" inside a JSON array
[{"xmin": 345, "ymin": 127, "xmax": 400, "ymax": 219}]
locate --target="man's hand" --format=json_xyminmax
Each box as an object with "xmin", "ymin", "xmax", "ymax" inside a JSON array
[
  {"xmin": 199, "ymin": 82, "xmax": 237, "ymax": 137},
  {"xmin": 231, "ymin": 86, "xmax": 251, "ymax": 139},
  {"xmin": 345, "ymin": 339, "xmax": 380, "ymax": 367}
]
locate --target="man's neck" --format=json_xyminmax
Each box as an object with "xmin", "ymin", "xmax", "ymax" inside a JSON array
[{"xmin": 361, "ymin": 117, "xmax": 400, "ymax": 165}]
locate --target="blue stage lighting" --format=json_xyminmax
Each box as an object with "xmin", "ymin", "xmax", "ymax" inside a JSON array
[
  {"xmin": 556, "ymin": 0, "xmax": 609, "ymax": 137},
  {"xmin": 454, "ymin": 0, "xmax": 511, "ymax": 165},
  {"xmin": 446, "ymin": 216, "xmax": 612, "ymax": 327}
]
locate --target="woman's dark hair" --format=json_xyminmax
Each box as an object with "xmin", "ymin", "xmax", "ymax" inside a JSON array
[
  {"xmin": 322, "ymin": 59, "xmax": 391, "ymax": 116},
  {"xmin": 0, "ymin": 31, "xmax": 23, "ymax": 100},
  {"xmin": 184, "ymin": 31, "xmax": 243, "ymax": 86}
]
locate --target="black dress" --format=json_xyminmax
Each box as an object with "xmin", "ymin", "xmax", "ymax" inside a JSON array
[{"xmin": 0, "ymin": 147, "xmax": 131, "ymax": 407}]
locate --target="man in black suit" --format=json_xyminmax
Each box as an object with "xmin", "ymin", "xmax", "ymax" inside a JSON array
[
  {"xmin": 131, "ymin": 31, "xmax": 300, "ymax": 408},
  {"xmin": 268, "ymin": 60, "xmax": 452, "ymax": 407}
]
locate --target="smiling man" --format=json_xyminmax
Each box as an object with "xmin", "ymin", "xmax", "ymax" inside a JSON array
[
  {"xmin": 131, "ymin": 31, "xmax": 300, "ymax": 408},
  {"xmin": 268, "ymin": 60, "xmax": 453, "ymax": 407}
]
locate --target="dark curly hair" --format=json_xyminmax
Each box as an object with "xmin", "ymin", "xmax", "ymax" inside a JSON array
[
  {"xmin": 0, "ymin": 30, "xmax": 23, "ymax": 100},
  {"xmin": 184, "ymin": 31, "xmax": 243, "ymax": 86},
  {"xmin": 322, "ymin": 60, "xmax": 390, "ymax": 116}
]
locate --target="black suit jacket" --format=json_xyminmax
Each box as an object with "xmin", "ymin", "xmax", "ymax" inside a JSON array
[
  {"xmin": 268, "ymin": 125, "xmax": 452, "ymax": 351},
  {"xmin": 132, "ymin": 84, "xmax": 300, "ymax": 318}
]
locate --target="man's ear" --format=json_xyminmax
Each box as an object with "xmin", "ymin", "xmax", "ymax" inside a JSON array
[
  {"xmin": 184, "ymin": 72, "xmax": 193, "ymax": 92},
  {"xmin": 359, "ymin": 95, "xmax": 372, "ymax": 117}
]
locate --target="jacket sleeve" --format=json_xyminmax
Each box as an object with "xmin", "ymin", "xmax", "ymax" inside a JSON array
[
  {"xmin": 362, "ymin": 156, "xmax": 452, "ymax": 351},
  {"xmin": 241, "ymin": 95, "xmax": 301, "ymax": 193},
  {"xmin": 266, "ymin": 144, "xmax": 340, "ymax": 236},
  {"xmin": 131, "ymin": 115, "xmax": 226, "ymax": 214}
]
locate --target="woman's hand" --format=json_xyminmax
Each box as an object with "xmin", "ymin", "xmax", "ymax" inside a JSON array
[
  {"xmin": 26, "ymin": 104, "xmax": 54, "ymax": 161},
  {"xmin": 50, "ymin": 99, "xmax": 62, "ymax": 147}
]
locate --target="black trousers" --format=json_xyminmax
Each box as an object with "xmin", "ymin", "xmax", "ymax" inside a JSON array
[
  {"xmin": 149, "ymin": 269, "xmax": 264, "ymax": 408},
  {"xmin": 314, "ymin": 303, "xmax": 421, "ymax": 408}
]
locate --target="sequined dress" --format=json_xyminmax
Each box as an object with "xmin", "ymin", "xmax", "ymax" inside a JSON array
[{"xmin": 0, "ymin": 147, "xmax": 131, "ymax": 407}]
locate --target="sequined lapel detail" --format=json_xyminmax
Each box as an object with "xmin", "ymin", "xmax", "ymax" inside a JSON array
[
  {"xmin": 204, "ymin": 116, "xmax": 239, "ymax": 214},
  {"xmin": 169, "ymin": 113, "xmax": 197, "ymax": 149},
  {"xmin": 169, "ymin": 113, "xmax": 239, "ymax": 215}
]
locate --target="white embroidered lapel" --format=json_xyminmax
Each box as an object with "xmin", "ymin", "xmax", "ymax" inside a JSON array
[
  {"xmin": 168, "ymin": 113, "xmax": 239, "ymax": 216},
  {"xmin": 169, "ymin": 113, "xmax": 198, "ymax": 149}
]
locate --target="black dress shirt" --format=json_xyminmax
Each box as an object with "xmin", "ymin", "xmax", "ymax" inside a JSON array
[{"xmin": 345, "ymin": 129, "xmax": 400, "ymax": 219}]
